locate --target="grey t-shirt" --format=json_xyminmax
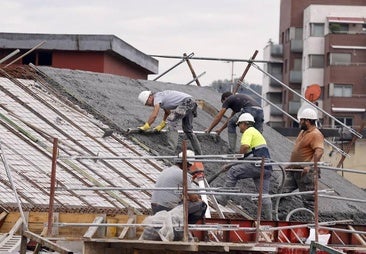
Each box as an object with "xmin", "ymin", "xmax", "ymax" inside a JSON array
[
  {"xmin": 154, "ymin": 90, "xmax": 192, "ymax": 110},
  {"xmin": 151, "ymin": 165, "xmax": 192, "ymax": 208}
]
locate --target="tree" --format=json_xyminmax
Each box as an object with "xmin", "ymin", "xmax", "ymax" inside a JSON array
[{"xmin": 209, "ymin": 79, "xmax": 262, "ymax": 105}]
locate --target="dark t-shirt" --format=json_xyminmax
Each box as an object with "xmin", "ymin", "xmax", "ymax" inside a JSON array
[{"xmin": 222, "ymin": 94, "xmax": 260, "ymax": 113}]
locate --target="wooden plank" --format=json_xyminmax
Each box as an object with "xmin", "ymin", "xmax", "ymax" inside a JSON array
[
  {"xmin": 118, "ymin": 217, "xmax": 135, "ymax": 239},
  {"xmin": 83, "ymin": 216, "xmax": 104, "ymax": 239},
  {"xmin": 23, "ymin": 230, "xmax": 73, "ymax": 254},
  {"xmin": 348, "ymin": 225, "xmax": 366, "ymax": 246}
]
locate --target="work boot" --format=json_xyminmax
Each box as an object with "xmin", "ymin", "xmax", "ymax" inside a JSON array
[
  {"xmin": 262, "ymin": 202, "xmax": 273, "ymax": 221},
  {"xmin": 227, "ymin": 132, "xmax": 237, "ymax": 154},
  {"xmin": 185, "ymin": 132, "xmax": 202, "ymax": 155},
  {"xmin": 167, "ymin": 129, "xmax": 179, "ymax": 154}
]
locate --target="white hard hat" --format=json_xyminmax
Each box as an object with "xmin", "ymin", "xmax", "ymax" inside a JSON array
[
  {"xmin": 138, "ymin": 90, "xmax": 151, "ymax": 105},
  {"xmin": 236, "ymin": 113, "xmax": 255, "ymax": 125},
  {"xmin": 297, "ymin": 108, "xmax": 318, "ymax": 120},
  {"xmin": 178, "ymin": 150, "xmax": 195, "ymax": 158}
]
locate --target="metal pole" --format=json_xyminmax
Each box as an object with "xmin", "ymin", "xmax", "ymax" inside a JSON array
[
  {"xmin": 184, "ymin": 53, "xmax": 201, "ymax": 86},
  {"xmin": 314, "ymin": 160, "xmax": 319, "ymax": 242},
  {"xmin": 185, "ymin": 71, "xmax": 206, "ymax": 86},
  {"xmin": 0, "ymin": 141, "xmax": 28, "ymax": 231},
  {"xmin": 232, "ymin": 50, "xmax": 258, "ymax": 94},
  {"xmin": 255, "ymin": 156, "xmax": 265, "ymax": 243},
  {"xmin": 181, "ymin": 140, "xmax": 189, "ymax": 242},
  {"xmin": 153, "ymin": 52, "xmax": 194, "ymax": 81},
  {"xmin": 0, "ymin": 49, "xmax": 20, "ymax": 64},
  {"xmin": 47, "ymin": 138, "xmax": 58, "ymax": 236},
  {"xmin": 240, "ymin": 81, "xmax": 349, "ymax": 158},
  {"xmin": 149, "ymin": 54, "xmax": 280, "ymax": 64},
  {"xmin": 5, "ymin": 41, "xmax": 46, "ymax": 68},
  {"xmin": 250, "ymin": 62, "xmax": 363, "ymax": 139}
]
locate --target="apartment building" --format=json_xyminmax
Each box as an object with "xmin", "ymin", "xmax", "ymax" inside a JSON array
[{"xmin": 263, "ymin": 0, "xmax": 366, "ymax": 130}]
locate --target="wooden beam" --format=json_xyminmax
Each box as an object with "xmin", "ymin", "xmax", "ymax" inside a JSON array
[
  {"xmin": 22, "ymin": 230, "xmax": 73, "ymax": 254},
  {"xmin": 83, "ymin": 216, "xmax": 105, "ymax": 239}
]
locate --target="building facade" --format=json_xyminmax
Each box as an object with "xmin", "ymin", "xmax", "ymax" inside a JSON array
[
  {"xmin": 263, "ymin": 0, "xmax": 366, "ymax": 130},
  {"xmin": 0, "ymin": 33, "xmax": 158, "ymax": 80}
]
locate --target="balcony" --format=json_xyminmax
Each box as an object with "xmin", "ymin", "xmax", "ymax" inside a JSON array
[
  {"xmin": 269, "ymin": 73, "xmax": 283, "ymax": 87},
  {"xmin": 290, "ymin": 39, "xmax": 303, "ymax": 53},
  {"xmin": 270, "ymin": 44, "xmax": 283, "ymax": 57},
  {"xmin": 289, "ymin": 101, "xmax": 301, "ymax": 115},
  {"xmin": 270, "ymin": 104, "xmax": 283, "ymax": 116},
  {"xmin": 289, "ymin": 70, "xmax": 302, "ymax": 83}
]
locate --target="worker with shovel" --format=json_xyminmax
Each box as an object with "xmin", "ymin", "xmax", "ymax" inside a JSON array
[
  {"xmin": 137, "ymin": 90, "xmax": 202, "ymax": 155},
  {"xmin": 219, "ymin": 113, "xmax": 273, "ymax": 220},
  {"xmin": 205, "ymin": 91, "xmax": 264, "ymax": 153}
]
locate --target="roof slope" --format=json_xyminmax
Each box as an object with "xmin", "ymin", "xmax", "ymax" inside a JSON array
[{"xmin": 0, "ymin": 65, "xmax": 365, "ymax": 223}]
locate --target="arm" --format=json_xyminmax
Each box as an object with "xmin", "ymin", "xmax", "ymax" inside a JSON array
[
  {"xmin": 216, "ymin": 111, "xmax": 236, "ymax": 134},
  {"xmin": 146, "ymin": 104, "xmax": 161, "ymax": 125},
  {"xmin": 239, "ymin": 144, "xmax": 250, "ymax": 155},
  {"xmin": 162, "ymin": 109, "xmax": 171, "ymax": 121},
  {"xmin": 313, "ymin": 147, "xmax": 324, "ymax": 163},
  {"xmin": 205, "ymin": 108, "xmax": 227, "ymax": 133}
]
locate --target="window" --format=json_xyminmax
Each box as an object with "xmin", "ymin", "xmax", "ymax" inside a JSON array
[
  {"xmin": 309, "ymin": 55, "xmax": 324, "ymax": 68},
  {"xmin": 294, "ymin": 58, "xmax": 302, "ymax": 70},
  {"xmin": 294, "ymin": 28, "xmax": 303, "ymax": 40},
  {"xmin": 329, "ymin": 23, "xmax": 349, "ymax": 33},
  {"xmin": 334, "ymin": 117, "xmax": 353, "ymax": 128},
  {"xmin": 310, "ymin": 23, "xmax": 324, "ymax": 37},
  {"xmin": 329, "ymin": 53, "xmax": 351, "ymax": 65},
  {"xmin": 334, "ymin": 84, "xmax": 352, "ymax": 97},
  {"xmin": 38, "ymin": 51, "xmax": 52, "ymax": 66}
]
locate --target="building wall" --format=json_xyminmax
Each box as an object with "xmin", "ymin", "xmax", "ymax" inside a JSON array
[
  {"xmin": 53, "ymin": 51, "xmax": 105, "ymax": 72},
  {"xmin": 274, "ymin": 0, "xmax": 366, "ymax": 127},
  {"xmin": 103, "ymin": 53, "xmax": 148, "ymax": 79}
]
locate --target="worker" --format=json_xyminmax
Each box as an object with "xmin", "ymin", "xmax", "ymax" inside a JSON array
[
  {"xmin": 151, "ymin": 150, "xmax": 207, "ymax": 224},
  {"xmin": 221, "ymin": 113, "xmax": 273, "ymax": 220},
  {"xmin": 137, "ymin": 90, "xmax": 202, "ymax": 155},
  {"xmin": 284, "ymin": 107, "xmax": 324, "ymax": 211},
  {"xmin": 204, "ymin": 91, "xmax": 264, "ymax": 153}
]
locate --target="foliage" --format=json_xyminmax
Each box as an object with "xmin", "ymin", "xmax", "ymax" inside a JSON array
[{"xmin": 209, "ymin": 79, "xmax": 262, "ymax": 105}]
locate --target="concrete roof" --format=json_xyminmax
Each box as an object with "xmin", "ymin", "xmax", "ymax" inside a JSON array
[
  {"xmin": 0, "ymin": 65, "xmax": 365, "ymax": 223},
  {"xmin": 0, "ymin": 32, "xmax": 158, "ymax": 74}
]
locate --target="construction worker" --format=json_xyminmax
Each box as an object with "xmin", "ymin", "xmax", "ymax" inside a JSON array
[
  {"xmin": 151, "ymin": 150, "xmax": 207, "ymax": 224},
  {"xmin": 221, "ymin": 113, "xmax": 273, "ymax": 220},
  {"xmin": 204, "ymin": 92, "xmax": 264, "ymax": 153},
  {"xmin": 284, "ymin": 107, "xmax": 324, "ymax": 211},
  {"xmin": 137, "ymin": 90, "xmax": 202, "ymax": 155}
]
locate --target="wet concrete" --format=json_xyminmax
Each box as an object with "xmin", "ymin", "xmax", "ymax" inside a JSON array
[{"xmin": 38, "ymin": 66, "xmax": 366, "ymax": 223}]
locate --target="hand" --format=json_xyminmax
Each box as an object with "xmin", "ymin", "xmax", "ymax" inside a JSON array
[
  {"xmin": 138, "ymin": 122, "xmax": 150, "ymax": 131},
  {"xmin": 301, "ymin": 166, "xmax": 311, "ymax": 177},
  {"xmin": 153, "ymin": 120, "xmax": 166, "ymax": 132}
]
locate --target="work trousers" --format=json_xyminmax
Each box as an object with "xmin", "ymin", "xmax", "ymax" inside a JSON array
[
  {"xmin": 228, "ymin": 107, "xmax": 264, "ymax": 134},
  {"xmin": 283, "ymin": 170, "xmax": 315, "ymax": 210},
  {"xmin": 225, "ymin": 163, "xmax": 272, "ymax": 206}
]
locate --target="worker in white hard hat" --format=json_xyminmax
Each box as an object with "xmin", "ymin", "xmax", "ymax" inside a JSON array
[
  {"xmin": 220, "ymin": 113, "xmax": 273, "ymax": 220},
  {"xmin": 137, "ymin": 90, "xmax": 202, "ymax": 155},
  {"xmin": 204, "ymin": 91, "xmax": 264, "ymax": 153},
  {"xmin": 283, "ymin": 107, "xmax": 324, "ymax": 211},
  {"xmin": 151, "ymin": 150, "xmax": 207, "ymax": 224}
]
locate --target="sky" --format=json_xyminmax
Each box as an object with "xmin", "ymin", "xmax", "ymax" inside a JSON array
[{"xmin": 1, "ymin": 0, "xmax": 280, "ymax": 86}]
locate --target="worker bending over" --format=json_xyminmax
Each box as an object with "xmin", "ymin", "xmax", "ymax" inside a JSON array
[
  {"xmin": 205, "ymin": 92, "xmax": 263, "ymax": 153},
  {"xmin": 138, "ymin": 90, "xmax": 202, "ymax": 155}
]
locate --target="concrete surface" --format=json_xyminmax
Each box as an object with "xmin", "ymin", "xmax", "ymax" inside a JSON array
[{"xmin": 38, "ymin": 66, "xmax": 366, "ymax": 223}]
